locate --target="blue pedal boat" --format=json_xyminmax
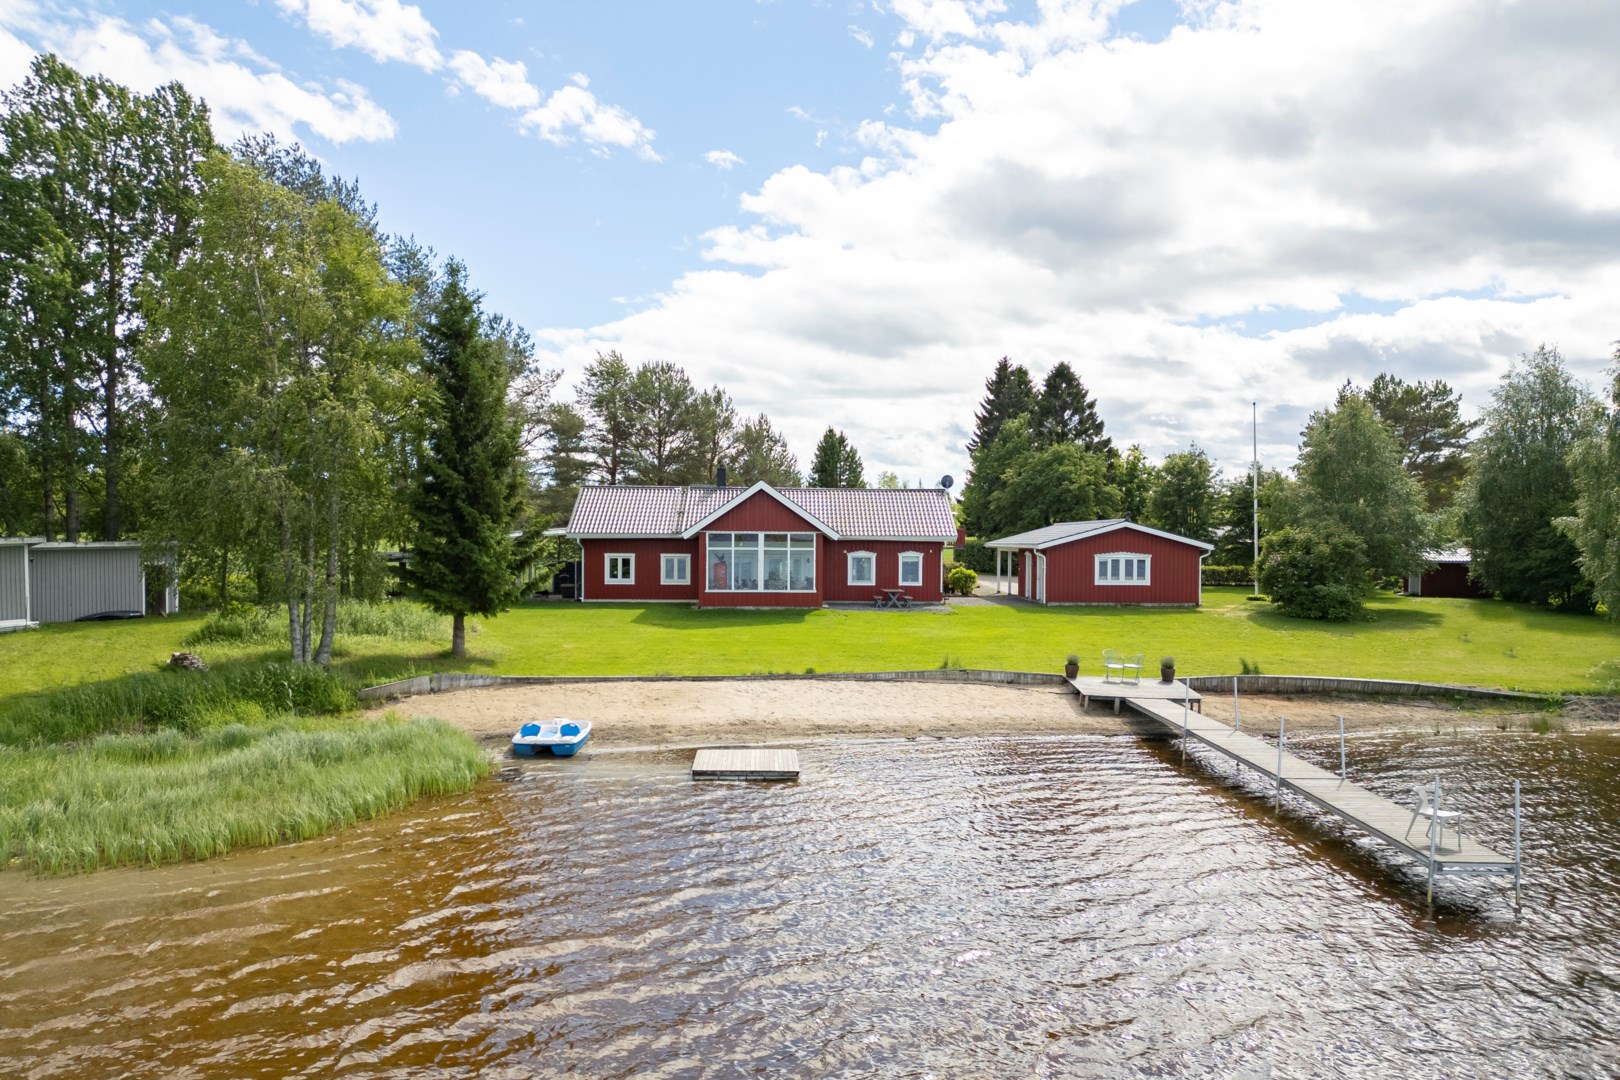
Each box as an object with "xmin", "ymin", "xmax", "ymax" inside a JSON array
[{"xmin": 512, "ymin": 718, "xmax": 592, "ymax": 757}]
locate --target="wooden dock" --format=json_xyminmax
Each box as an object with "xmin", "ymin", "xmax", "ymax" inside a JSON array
[
  {"xmin": 691, "ymin": 748, "xmax": 801, "ymax": 781},
  {"xmin": 1071, "ymin": 675, "xmax": 1202, "ymax": 715},
  {"xmin": 1071, "ymin": 679, "xmax": 1521, "ymax": 895}
]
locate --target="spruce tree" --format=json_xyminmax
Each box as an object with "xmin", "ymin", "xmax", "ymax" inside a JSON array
[
  {"xmin": 1034, "ymin": 361, "xmax": 1111, "ymax": 455},
  {"xmin": 403, "ymin": 261, "xmax": 531, "ymax": 658},
  {"xmin": 967, "ymin": 357, "xmax": 1036, "ymax": 453},
  {"xmin": 809, "ymin": 427, "xmax": 866, "ymax": 486}
]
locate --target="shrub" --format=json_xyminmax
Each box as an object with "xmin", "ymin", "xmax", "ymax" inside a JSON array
[
  {"xmin": 1258, "ymin": 525, "xmax": 1368, "ymax": 621},
  {"xmin": 1201, "ymin": 563, "xmax": 1254, "ymax": 586},
  {"xmin": 945, "ymin": 566, "xmax": 979, "ymax": 595},
  {"xmin": 956, "ymin": 541, "xmax": 997, "ymax": 573}
]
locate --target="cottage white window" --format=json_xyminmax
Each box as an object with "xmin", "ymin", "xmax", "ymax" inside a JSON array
[
  {"xmin": 1095, "ymin": 552, "xmax": 1150, "ymax": 585},
  {"xmin": 847, "ymin": 550, "xmax": 876, "ymax": 587},
  {"xmin": 898, "ymin": 551, "xmax": 923, "ymax": 587},
  {"xmin": 605, "ymin": 554, "xmax": 635, "ymax": 584},
  {"xmin": 707, "ymin": 532, "xmax": 816, "ymax": 591},
  {"xmin": 661, "ymin": 553, "xmax": 690, "ymax": 585}
]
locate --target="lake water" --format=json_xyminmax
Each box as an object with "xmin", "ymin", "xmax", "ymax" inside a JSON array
[{"xmin": 2, "ymin": 728, "xmax": 1618, "ymax": 1077}]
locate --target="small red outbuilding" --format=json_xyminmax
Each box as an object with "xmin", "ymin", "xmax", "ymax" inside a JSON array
[
  {"xmin": 1405, "ymin": 548, "xmax": 1487, "ymax": 599},
  {"xmin": 985, "ymin": 519, "xmax": 1213, "ymax": 606},
  {"xmin": 564, "ymin": 481, "xmax": 957, "ymax": 608}
]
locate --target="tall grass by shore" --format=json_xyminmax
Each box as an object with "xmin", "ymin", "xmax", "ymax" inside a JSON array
[
  {"xmin": 0, "ymin": 714, "xmax": 489, "ymax": 874},
  {"xmin": 0, "ymin": 662, "xmax": 355, "ymax": 745},
  {"xmin": 183, "ymin": 599, "xmax": 463, "ymax": 648}
]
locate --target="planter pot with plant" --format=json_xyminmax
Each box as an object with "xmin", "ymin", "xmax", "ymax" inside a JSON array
[
  {"xmin": 1159, "ymin": 656, "xmax": 1175, "ymax": 683},
  {"xmin": 1064, "ymin": 654, "xmax": 1079, "ymax": 679}
]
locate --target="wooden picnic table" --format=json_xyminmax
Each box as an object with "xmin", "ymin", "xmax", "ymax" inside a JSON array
[{"xmin": 875, "ymin": 588, "xmax": 913, "ymax": 609}]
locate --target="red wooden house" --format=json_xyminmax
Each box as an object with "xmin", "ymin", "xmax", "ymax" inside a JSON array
[
  {"xmin": 564, "ymin": 481, "xmax": 957, "ymax": 607},
  {"xmin": 985, "ymin": 520, "xmax": 1213, "ymax": 606}
]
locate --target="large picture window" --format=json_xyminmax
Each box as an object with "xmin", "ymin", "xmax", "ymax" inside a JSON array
[
  {"xmin": 1095, "ymin": 552, "xmax": 1150, "ymax": 585},
  {"xmin": 606, "ymin": 554, "xmax": 635, "ymax": 584},
  {"xmin": 847, "ymin": 550, "xmax": 876, "ymax": 587},
  {"xmin": 707, "ymin": 532, "xmax": 816, "ymax": 592},
  {"xmin": 898, "ymin": 551, "xmax": 923, "ymax": 587}
]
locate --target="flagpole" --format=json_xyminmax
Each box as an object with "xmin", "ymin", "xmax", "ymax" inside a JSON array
[{"xmin": 1252, "ymin": 401, "xmax": 1259, "ymax": 596}]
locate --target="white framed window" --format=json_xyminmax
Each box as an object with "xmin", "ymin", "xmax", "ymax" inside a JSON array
[
  {"xmin": 1095, "ymin": 552, "xmax": 1150, "ymax": 586},
  {"xmin": 706, "ymin": 532, "xmax": 816, "ymax": 591},
  {"xmin": 847, "ymin": 550, "xmax": 876, "ymax": 587},
  {"xmin": 605, "ymin": 553, "xmax": 635, "ymax": 584},
  {"xmin": 898, "ymin": 551, "xmax": 923, "ymax": 587},
  {"xmin": 661, "ymin": 553, "xmax": 690, "ymax": 585}
]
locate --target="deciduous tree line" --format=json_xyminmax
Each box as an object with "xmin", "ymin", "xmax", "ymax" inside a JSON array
[
  {"xmin": 0, "ymin": 57, "xmax": 542, "ymax": 658},
  {"xmin": 961, "ymin": 346, "xmax": 1620, "ymax": 621}
]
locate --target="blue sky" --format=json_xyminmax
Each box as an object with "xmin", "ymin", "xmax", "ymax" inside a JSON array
[{"xmin": 3, "ymin": 1, "xmax": 1617, "ymax": 484}]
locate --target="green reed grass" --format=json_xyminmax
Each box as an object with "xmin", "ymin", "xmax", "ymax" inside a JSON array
[
  {"xmin": 0, "ymin": 662, "xmax": 356, "ymax": 746},
  {"xmin": 0, "ymin": 714, "xmax": 489, "ymax": 874},
  {"xmin": 183, "ymin": 600, "xmax": 461, "ymax": 647}
]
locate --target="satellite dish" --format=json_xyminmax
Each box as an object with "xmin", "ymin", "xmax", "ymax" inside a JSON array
[{"xmin": 938, "ymin": 475, "xmax": 954, "ymax": 490}]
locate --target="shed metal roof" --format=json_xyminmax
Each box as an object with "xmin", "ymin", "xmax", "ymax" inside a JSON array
[{"xmin": 986, "ymin": 519, "xmax": 1214, "ymax": 552}]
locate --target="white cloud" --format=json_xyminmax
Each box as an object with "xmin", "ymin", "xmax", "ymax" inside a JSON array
[
  {"xmin": 3, "ymin": 10, "xmax": 395, "ymax": 144},
  {"xmin": 274, "ymin": 0, "xmax": 442, "ymax": 70},
  {"xmin": 521, "ymin": 83, "xmax": 660, "ymax": 161},
  {"xmin": 848, "ymin": 24, "xmax": 875, "ymax": 48},
  {"xmin": 448, "ymin": 50, "xmax": 541, "ymax": 110},
  {"xmin": 275, "ymin": 2, "xmax": 658, "ymax": 159},
  {"xmin": 0, "ymin": 21, "xmax": 34, "ymax": 88},
  {"xmin": 705, "ymin": 149, "xmax": 745, "ymax": 170},
  {"xmin": 537, "ymin": 0, "xmax": 1620, "ymax": 481}
]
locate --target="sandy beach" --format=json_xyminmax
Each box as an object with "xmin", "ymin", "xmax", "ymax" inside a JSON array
[{"xmin": 379, "ymin": 678, "xmax": 1550, "ymax": 752}]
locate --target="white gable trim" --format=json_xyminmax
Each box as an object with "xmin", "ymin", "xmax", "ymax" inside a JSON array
[
  {"xmin": 679, "ymin": 480, "xmax": 840, "ymax": 539},
  {"xmin": 1036, "ymin": 521, "xmax": 1213, "ymax": 553}
]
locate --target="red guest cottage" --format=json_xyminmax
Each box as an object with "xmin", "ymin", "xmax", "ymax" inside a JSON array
[
  {"xmin": 564, "ymin": 481, "xmax": 957, "ymax": 607},
  {"xmin": 986, "ymin": 519, "xmax": 1213, "ymax": 606}
]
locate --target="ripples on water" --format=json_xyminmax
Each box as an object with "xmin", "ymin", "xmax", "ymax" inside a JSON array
[{"xmin": 2, "ymin": 730, "xmax": 1619, "ymax": 1078}]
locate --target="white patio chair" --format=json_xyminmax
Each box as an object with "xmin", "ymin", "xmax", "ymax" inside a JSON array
[{"xmin": 1405, "ymin": 783, "xmax": 1462, "ymax": 849}]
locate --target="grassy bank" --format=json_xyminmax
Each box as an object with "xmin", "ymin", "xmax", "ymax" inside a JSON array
[
  {"xmin": 3, "ymin": 590, "xmax": 1617, "ymax": 697},
  {"xmin": 0, "ymin": 601, "xmax": 491, "ymax": 874}
]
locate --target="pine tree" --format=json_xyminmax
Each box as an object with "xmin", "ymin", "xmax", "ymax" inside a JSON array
[
  {"xmin": 733, "ymin": 413, "xmax": 801, "ymax": 486},
  {"xmin": 403, "ymin": 262, "xmax": 531, "ymax": 658},
  {"xmin": 966, "ymin": 357, "xmax": 1036, "ymax": 453},
  {"xmin": 1365, "ymin": 373, "xmax": 1476, "ymax": 509}
]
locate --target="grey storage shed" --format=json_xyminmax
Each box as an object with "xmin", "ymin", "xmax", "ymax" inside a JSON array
[
  {"xmin": 0, "ymin": 538, "xmax": 35, "ymax": 630},
  {"xmin": 0, "ymin": 539, "xmax": 178, "ymax": 625}
]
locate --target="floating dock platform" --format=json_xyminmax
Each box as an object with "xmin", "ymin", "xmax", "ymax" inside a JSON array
[
  {"xmin": 691, "ymin": 748, "xmax": 800, "ymax": 781},
  {"xmin": 1070, "ymin": 678, "xmax": 1521, "ymax": 901},
  {"xmin": 1071, "ymin": 675, "xmax": 1201, "ymax": 715}
]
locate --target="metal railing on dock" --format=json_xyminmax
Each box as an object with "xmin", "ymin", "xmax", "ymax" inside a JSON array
[{"xmin": 1070, "ymin": 676, "xmax": 1523, "ymax": 905}]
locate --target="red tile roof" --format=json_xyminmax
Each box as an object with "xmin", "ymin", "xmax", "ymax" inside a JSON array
[{"xmin": 567, "ymin": 483, "xmax": 956, "ymax": 541}]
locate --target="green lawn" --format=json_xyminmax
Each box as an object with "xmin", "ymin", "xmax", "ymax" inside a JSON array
[{"xmin": 3, "ymin": 588, "xmax": 1616, "ymax": 697}]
